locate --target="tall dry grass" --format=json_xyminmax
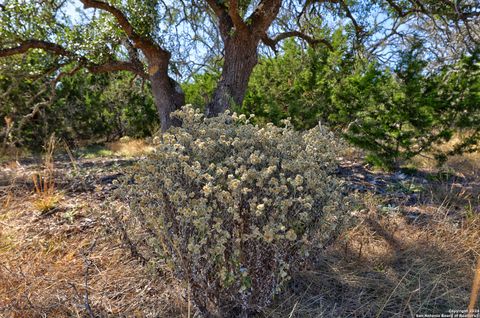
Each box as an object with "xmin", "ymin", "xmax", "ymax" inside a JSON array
[{"xmin": 31, "ymin": 135, "xmax": 62, "ymax": 214}]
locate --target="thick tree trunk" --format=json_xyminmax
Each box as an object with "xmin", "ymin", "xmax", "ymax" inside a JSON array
[
  {"xmin": 205, "ymin": 34, "xmax": 259, "ymax": 117},
  {"xmin": 149, "ymin": 62, "xmax": 185, "ymax": 132}
]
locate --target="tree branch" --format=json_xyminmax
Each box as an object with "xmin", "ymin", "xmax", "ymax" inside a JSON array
[
  {"xmin": 0, "ymin": 40, "xmax": 72, "ymax": 58},
  {"xmin": 262, "ymin": 31, "xmax": 333, "ymax": 51},
  {"xmin": 385, "ymin": 0, "xmax": 415, "ymax": 18},
  {"xmin": 339, "ymin": 0, "xmax": 363, "ymax": 37},
  {"xmin": 205, "ymin": 0, "xmax": 251, "ymax": 39},
  {"xmin": 16, "ymin": 64, "xmax": 83, "ymax": 134},
  {"xmin": 80, "ymin": 0, "xmax": 170, "ymax": 60},
  {"xmin": 87, "ymin": 60, "xmax": 148, "ymax": 79},
  {"xmin": 205, "ymin": 0, "xmax": 227, "ymax": 18},
  {"xmin": 249, "ymin": 0, "xmax": 282, "ymax": 35},
  {"xmin": 228, "ymin": 0, "xmax": 249, "ymax": 32},
  {"xmin": 0, "ymin": 39, "xmax": 148, "ymax": 79},
  {"xmin": 80, "ymin": 0, "xmax": 138, "ymax": 42}
]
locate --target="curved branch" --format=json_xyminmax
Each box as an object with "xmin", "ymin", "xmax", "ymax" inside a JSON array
[
  {"xmin": 0, "ymin": 39, "xmax": 148, "ymax": 79},
  {"xmin": 87, "ymin": 61, "xmax": 148, "ymax": 79},
  {"xmin": 262, "ymin": 31, "xmax": 333, "ymax": 51},
  {"xmin": 80, "ymin": 0, "xmax": 139, "ymax": 42},
  {"xmin": 339, "ymin": 0, "xmax": 363, "ymax": 37},
  {"xmin": 0, "ymin": 40, "xmax": 72, "ymax": 58},
  {"xmin": 80, "ymin": 0, "xmax": 170, "ymax": 60},
  {"xmin": 1, "ymin": 3, "xmax": 171, "ymax": 76}
]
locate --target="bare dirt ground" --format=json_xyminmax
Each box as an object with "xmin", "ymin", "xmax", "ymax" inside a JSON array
[{"xmin": 1, "ymin": 149, "xmax": 479, "ymax": 317}]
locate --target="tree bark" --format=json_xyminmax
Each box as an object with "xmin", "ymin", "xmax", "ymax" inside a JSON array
[
  {"xmin": 149, "ymin": 61, "xmax": 185, "ymax": 132},
  {"xmin": 81, "ymin": 0, "xmax": 184, "ymax": 131},
  {"xmin": 205, "ymin": 32, "xmax": 259, "ymax": 117},
  {"xmin": 204, "ymin": 0, "xmax": 282, "ymax": 117}
]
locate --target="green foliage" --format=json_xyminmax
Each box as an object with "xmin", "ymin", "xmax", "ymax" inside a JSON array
[
  {"xmin": 117, "ymin": 106, "xmax": 352, "ymax": 316},
  {"xmin": 204, "ymin": 39, "xmax": 479, "ymax": 170},
  {"xmin": 0, "ymin": 55, "xmax": 158, "ymax": 150},
  {"xmin": 2, "ymin": 0, "xmax": 478, "ymax": 167},
  {"xmin": 54, "ymin": 71, "xmax": 158, "ymax": 141},
  {"xmin": 0, "ymin": 53, "xmax": 55, "ymax": 147},
  {"xmin": 337, "ymin": 48, "xmax": 480, "ymax": 168},
  {"xmin": 241, "ymin": 34, "xmax": 353, "ymax": 130},
  {"xmin": 182, "ymin": 72, "xmax": 220, "ymax": 111}
]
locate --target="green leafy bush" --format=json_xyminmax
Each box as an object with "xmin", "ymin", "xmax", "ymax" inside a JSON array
[{"xmin": 117, "ymin": 106, "xmax": 352, "ymax": 317}]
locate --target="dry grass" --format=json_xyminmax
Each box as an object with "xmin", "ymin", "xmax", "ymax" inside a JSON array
[
  {"xmin": 0, "ymin": 190, "xmax": 188, "ymax": 317},
  {"xmin": 411, "ymin": 133, "xmax": 480, "ymax": 179},
  {"xmin": 411, "ymin": 140, "xmax": 480, "ymax": 224},
  {"xmin": 106, "ymin": 138, "xmax": 154, "ymax": 157},
  {"xmin": 0, "ymin": 139, "xmax": 184, "ymax": 317},
  {"xmin": 30, "ymin": 135, "xmax": 63, "ymax": 214},
  {"xmin": 31, "ymin": 190, "xmax": 62, "ymax": 214},
  {"xmin": 73, "ymin": 138, "xmax": 154, "ymax": 159},
  {"xmin": 0, "ymin": 147, "xmax": 29, "ymax": 165},
  {"xmin": 265, "ymin": 196, "xmax": 480, "ymax": 317},
  {"xmin": 3, "ymin": 193, "xmax": 476, "ymax": 318},
  {"xmin": 0, "ymin": 146, "xmax": 479, "ymax": 317}
]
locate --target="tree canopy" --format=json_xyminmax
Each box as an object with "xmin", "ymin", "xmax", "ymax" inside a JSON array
[
  {"xmin": 2, "ymin": 0, "xmax": 478, "ymax": 125},
  {"xmin": 1, "ymin": 0, "xmax": 479, "ymax": 166}
]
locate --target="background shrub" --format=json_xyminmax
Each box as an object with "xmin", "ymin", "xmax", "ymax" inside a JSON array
[
  {"xmin": 0, "ymin": 55, "xmax": 158, "ymax": 150},
  {"xmin": 117, "ymin": 106, "xmax": 352, "ymax": 317}
]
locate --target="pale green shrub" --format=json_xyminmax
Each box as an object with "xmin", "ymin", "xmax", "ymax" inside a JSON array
[{"xmin": 117, "ymin": 106, "xmax": 352, "ymax": 317}]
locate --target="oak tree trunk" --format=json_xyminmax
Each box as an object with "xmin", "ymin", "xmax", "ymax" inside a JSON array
[
  {"xmin": 205, "ymin": 33, "xmax": 259, "ymax": 117},
  {"xmin": 149, "ymin": 62, "xmax": 185, "ymax": 132}
]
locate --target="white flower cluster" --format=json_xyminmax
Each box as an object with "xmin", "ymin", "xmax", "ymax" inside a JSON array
[{"xmin": 119, "ymin": 106, "xmax": 351, "ymax": 316}]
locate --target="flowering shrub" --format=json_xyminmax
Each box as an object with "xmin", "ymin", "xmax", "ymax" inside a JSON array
[{"xmin": 117, "ymin": 106, "xmax": 352, "ymax": 317}]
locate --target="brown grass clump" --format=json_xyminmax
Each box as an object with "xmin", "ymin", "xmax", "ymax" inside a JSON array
[
  {"xmin": 31, "ymin": 172, "xmax": 62, "ymax": 214},
  {"xmin": 106, "ymin": 138, "xmax": 154, "ymax": 157},
  {"xmin": 30, "ymin": 135, "xmax": 63, "ymax": 214}
]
